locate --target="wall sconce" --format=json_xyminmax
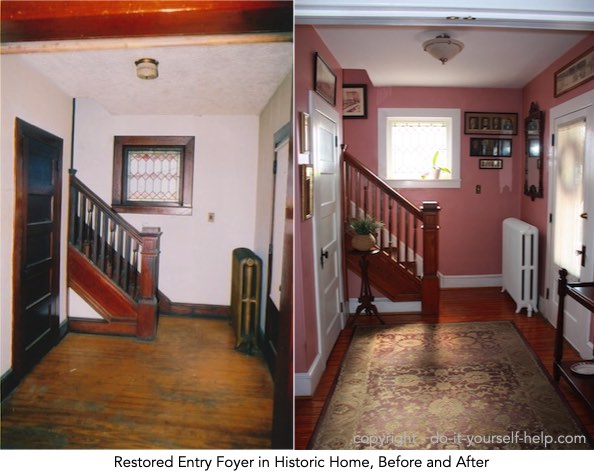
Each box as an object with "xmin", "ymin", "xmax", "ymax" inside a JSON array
[
  {"xmin": 423, "ymin": 34, "xmax": 464, "ymax": 65},
  {"xmin": 135, "ymin": 58, "xmax": 159, "ymax": 80}
]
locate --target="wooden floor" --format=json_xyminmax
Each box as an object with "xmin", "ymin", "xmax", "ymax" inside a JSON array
[
  {"xmin": 1, "ymin": 316, "xmax": 273, "ymax": 449},
  {"xmin": 295, "ymin": 287, "xmax": 594, "ymax": 449}
]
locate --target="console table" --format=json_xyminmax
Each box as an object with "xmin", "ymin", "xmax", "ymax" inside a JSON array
[
  {"xmin": 349, "ymin": 248, "xmax": 385, "ymax": 326},
  {"xmin": 554, "ymin": 268, "xmax": 594, "ymax": 416}
]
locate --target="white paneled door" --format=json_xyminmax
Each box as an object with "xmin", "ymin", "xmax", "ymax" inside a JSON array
[{"xmin": 310, "ymin": 91, "xmax": 344, "ymax": 369}]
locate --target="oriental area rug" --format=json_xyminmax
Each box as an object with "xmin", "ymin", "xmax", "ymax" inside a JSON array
[{"xmin": 311, "ymin": 321, "xmax": 591, "ymax": 450}]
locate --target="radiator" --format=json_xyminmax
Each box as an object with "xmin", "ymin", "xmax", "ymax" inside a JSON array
[
  {"xmin": 230, "ymin": 247, "xmax": 262, "ymax": 354},
  {"xmin": 501, "ymin": 217, "xmax": 538, "ymax": 317}
]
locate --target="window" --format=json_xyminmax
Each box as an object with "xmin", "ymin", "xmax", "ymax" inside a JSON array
[
  {"xmin": 112, "ymin": 136, "xmax": 194, "ymax": 215},
  {"xmin": 378, "ymin": 108, "xmax": 461, "ymax": 188}
]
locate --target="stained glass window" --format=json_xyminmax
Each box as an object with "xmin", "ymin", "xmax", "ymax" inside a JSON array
[
  {"xmin": 112, "ymin": 136, "xmax": 194, "ymax": 215},
  {"xmin": 126, "ymin": 148, "xmax": 182, "ymax": 202}
]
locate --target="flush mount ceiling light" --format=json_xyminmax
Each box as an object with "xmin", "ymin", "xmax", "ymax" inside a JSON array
[
  {"xmin": 422, "ymin": 34, "xmax": 464, "ymax": 65},
  {"xmin": 135, "ymin": 58, "xmax": 159, "ymax": 80}
]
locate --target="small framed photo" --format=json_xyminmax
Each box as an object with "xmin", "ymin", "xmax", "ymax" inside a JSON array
[
  {"xmin": 554, "ymin": 46, "xmax": 594, "ymax": 97},
  {"xmin": 470, "ymin": 138, "xmax": 512, "ymax": 157},
  {"xmin": 299, "ymin": 112, "xmax": 310, "ymax": 154},
  {"xmin": 314, "ymin": 52, "xmax": 336, "ymax": 106},
  {"xmin": 343, "ymin": 84, "xmax": 367, "ymax": 118},
  {"xmin": 464, "ymin": 112, "xmax": 518, "ymax": 135},
  {"xmin": 300, "ymin": 164, "xmax": 314, "ymax": 220},
  {"xmin": 479, "ymin": 159, "xmax": 503, "ymax": 169}
]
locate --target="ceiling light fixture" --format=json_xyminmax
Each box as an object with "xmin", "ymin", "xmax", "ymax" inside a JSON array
[
  {"xmin": 422, "ymin": 34, "xmax": 464, "ymax": 65},
  {"xmin": 135, "ymin": 58, "xmax": 159, "ymax": 80}
]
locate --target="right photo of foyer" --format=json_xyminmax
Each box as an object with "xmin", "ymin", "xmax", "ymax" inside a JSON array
[{"xmin": 293, "ymin": 1, "xmax": 594, "ymax": 450}]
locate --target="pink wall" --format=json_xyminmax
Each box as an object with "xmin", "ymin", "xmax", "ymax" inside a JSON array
[
  {"xmin": 295, "ymin": 26, "xmax": 594, "ymax": 374},
  {"xmin": 521, "ymin": 33, "xmax": 594, "ymax": 342},
  {"xmin": 295, "ymin": 26, "xmax": 343, "ymax": 373},
  {"xmin": 344, "ymin": 72, "xmax": 523, "ymax": 283}
]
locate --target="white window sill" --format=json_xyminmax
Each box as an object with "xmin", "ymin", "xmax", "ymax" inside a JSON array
[{"xmin": 385, "ymin": 178, "xmax": 461, "ymax": 189}]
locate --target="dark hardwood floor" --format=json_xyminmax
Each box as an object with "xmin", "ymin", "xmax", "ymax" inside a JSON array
[
  {"xmin": 1, "ymin": 316, "xmax": 273, "ymax": 449},
  {"xmin": 295, "ymin": 287, "xmax": 594, "ymax": 449}
]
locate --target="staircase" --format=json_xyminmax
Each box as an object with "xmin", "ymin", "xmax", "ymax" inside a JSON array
[
  {"xmin": 341, "ymin": 149, "xmax": 440, "ymax": 315},
  {"xmin": 67, "ymin": 171, "xmax": 161, "ymax": 339}
]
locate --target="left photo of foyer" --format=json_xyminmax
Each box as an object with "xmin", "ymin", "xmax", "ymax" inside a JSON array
[{"xmin": 0, "ymin": 1, "xmax": 294, "ymax": 449}]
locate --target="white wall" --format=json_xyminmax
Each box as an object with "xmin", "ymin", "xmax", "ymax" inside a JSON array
[
  {"xmin": 71, "ymin": 99, "xmax": 260, "ymax": 308},
  {"xmin": 1, "ymin": 56, "xmax": 73, "ymax": 376}
]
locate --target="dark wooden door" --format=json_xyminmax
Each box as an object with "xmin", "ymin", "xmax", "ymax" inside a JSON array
[{"xmin": 13, "ymin": 118, "xmax": 63, "ymax": 379}]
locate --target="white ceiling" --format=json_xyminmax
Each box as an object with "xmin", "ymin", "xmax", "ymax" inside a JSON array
[
  {"xmin": 313, "ymin": 25, "xmax": 588, "ymax": 88},
  {"xmin": 6, "ymin": 37, "xmax": 293, "ymax": 116},
  {"xmin": 297, "ymin": 0, "xmax": 594, "ymax": 89}
]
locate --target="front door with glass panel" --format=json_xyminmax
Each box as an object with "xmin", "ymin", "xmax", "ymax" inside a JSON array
[{"xmin": 547, "ymin": 93, "xmax": 594, "ymax": 359}]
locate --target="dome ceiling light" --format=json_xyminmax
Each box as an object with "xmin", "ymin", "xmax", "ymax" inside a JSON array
[
  {"xmin": 423, "ymin": 34, "xmax": 464, "ymax": 65},
  {"xmin": 135, "ymin": 58, "xmax": 159, "ymax": 80}
]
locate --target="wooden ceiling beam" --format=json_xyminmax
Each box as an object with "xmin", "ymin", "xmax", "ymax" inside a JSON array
[{"xmin": 1, "ymin": 1, "xmax": 293, "ymax": 43}]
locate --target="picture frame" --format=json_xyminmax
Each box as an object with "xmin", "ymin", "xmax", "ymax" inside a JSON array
[
  {"xmin": 554, "ymin": 46, "xmax": 594, "ymax": 97},
  {"xmin": 479, "ymin": 159, "xmax": 503, "ymax": 170},
  {"xmin": 299, "ymin": 112, "xmax": 310, "ymax": 154},
  {"xmin": 314, "ymin": 52, "xmax": 336, "ymax": 106},
  {"xmin": 470, "ymin": 138, "xmax": 512, "ymax": 157},
  {"xmin": 343, "ymin": 84, "xmax": 367, "ymax": 118},
  {"xmin": 300, "ymin": 164, "xmax": 314, "ymax": 221},
  {"xmin": 464, "ymin": 112, "xmax": 518, "ymax": 135}
]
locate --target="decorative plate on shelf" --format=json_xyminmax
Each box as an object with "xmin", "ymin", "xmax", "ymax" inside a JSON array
[{"xmin": 570, "ymin": 362, "xmax": 594, "ymax": 376}]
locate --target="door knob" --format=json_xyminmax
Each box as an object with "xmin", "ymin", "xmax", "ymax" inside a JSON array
[
  {"xmin": 576, "ymin": 245, "xmax": 586, "ymax": 267},
  {"xmin": 320, "ymin": 249, "xmax": 329, "ymax": 268},
  {"xmin": 580, "ymin": 212, "xmax": 588, "ymax": 219}
]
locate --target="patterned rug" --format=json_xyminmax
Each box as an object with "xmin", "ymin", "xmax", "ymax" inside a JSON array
[{"xmin": 311, "ymin": 321, "xmax": 591, "ymax": 450}]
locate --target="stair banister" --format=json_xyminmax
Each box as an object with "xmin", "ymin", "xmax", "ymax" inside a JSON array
[
  {"xmin": 341, "ymin": 149, "xmax": 440, "ymax": 315},
  {"xmin": 68, "ymin": 170, "xmax": 162, "ymax": 339}
]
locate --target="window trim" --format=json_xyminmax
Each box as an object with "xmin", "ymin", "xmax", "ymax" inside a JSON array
[
  {"xmin": 112, "ymin": 135, "xmax": 194, "ymax": 215},
  {"xmin": 378, "ymin": 108, "xmax": 461, "ymax": 189}
]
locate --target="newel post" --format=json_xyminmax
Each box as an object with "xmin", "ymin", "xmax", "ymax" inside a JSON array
[
  {"xmin": 136, "ymin": 226, "xmax": 162, "ymax": 340},
  {"xmin": 421, "ymin": 201, "xmax": 440, "ymax": 315}
]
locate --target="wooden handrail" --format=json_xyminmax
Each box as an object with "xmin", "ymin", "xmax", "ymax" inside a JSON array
[
  {"xmin": 70, "ymin": 171, "xmax": 142, "ymax": 243},
  {"xmin": 342, "ymin": 150, "xmax": 422, "ymax": 219}
]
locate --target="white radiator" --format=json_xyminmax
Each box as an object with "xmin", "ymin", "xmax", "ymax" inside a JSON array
[{"xmin": 501, "ymin": 217, "xmax": 538, "ymax": 317}]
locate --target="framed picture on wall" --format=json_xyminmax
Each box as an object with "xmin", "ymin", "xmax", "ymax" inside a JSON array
[
  {"xmin": 300, "ymin": 164, "xmax": 314, "ymax": 220},
  {"xmin": 554, "ymin": 46, "xmax": 594, "ymax": 97},
  {"xmin": 470, "ymin": 138, "xmax": 512, "ymax": 157},
  {"xmin": 479, "ymin": 159, "xmax": 503, "ymax": 169},
  {"xmin": 314, "ymin": 52, "xmax": 336, "ymax": 106},
  {"xmin": 299, "ymin": 112, "xmax": 310, "ymax": 154},
  {"xmin": 343, "ymin": 84, "xmax": 367, "ymax": 118},
  {"xmin": 464, "ymin": 112, "xmax": 518, "ymax": 135}
]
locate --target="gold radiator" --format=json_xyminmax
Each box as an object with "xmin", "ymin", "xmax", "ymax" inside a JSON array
[{"xmin": 230, "ymin": 248, "xmax": 262, "ymax": 354}]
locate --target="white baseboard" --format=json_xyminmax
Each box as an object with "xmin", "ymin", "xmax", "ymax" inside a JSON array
[
  {"xmin": 439, "ymin": 273, "xmax": 502, "ymax": 289},
  {"xmin": 295, "ymin": 353, "xmax": 324, "ymax": 397}
]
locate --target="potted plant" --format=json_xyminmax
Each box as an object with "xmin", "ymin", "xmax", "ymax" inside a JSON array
[
  {"xmin": 350, "ymin": 217, "xmax": 384, "ymax": 251},
  {"xmin": 422, "ymin": 150, "xmax": 451, "ymax": 180}
]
